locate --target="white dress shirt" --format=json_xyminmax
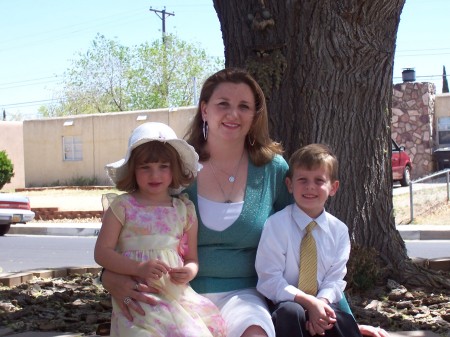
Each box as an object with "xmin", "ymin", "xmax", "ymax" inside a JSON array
[{"xmin": 255, "ymin": 204, "xmax": 350, "ymax": 304}]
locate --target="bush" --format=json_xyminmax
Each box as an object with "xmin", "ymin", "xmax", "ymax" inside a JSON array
[
  {"xmin": 0, "ymin": 150, "xmax": 14, "ymax": 190},
  {"xmin": 346, "ymin": 245, "xmax": 384, "ymax": 291}
]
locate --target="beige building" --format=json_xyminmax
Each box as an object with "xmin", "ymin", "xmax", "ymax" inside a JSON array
[
  {"xmin": 435, "ymin": 93, "xmax": 450, "ymax": 148},
  {"xmin": 0, "ymin": 107, "xmax": 196, "ymax": 191},
  {"xmin": 2, "ymin": 94, "xmax": 450, "ymax": 191}
]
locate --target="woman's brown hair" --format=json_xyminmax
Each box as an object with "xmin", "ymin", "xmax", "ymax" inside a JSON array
[
  {"xmin": 185, "ymin": 68, "xmax": 283, "ymax": 166},
  {"xmin": 116, "ymin": 141, "xmax": 195, "ymax": 193}
]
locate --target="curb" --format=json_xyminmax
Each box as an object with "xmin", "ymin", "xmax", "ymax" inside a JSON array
[
  {"xmin": 7, "ymin": 224, "xmax": 450, "ymax": 240},
  {"xmin": 396, "ymin": 225, "xmax": 450, "ymax": 240},
  {"xmin": 0, "ymin": 266, "xmax": 102, "ymax": 288},
  {"xmin": 8, "ymin": 223, "xmax": 101, "ymax": 237}
]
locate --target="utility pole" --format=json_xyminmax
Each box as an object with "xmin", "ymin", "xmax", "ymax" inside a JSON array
[
  {"xmin": 149, "ymin": 7, "xmax": 175, "ymax": 44},
  {"xmin": 148, "ymin": 7, "xmax": 175, "ymax": 108}
]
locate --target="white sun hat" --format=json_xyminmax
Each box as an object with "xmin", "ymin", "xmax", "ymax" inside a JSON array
[{"xmin": 105, "ymin": 122, "xmax": 199, "ymax": 193}]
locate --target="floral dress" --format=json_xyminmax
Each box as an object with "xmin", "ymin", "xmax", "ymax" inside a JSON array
[{"xmin": 108, "ymin": 193, "xmax": 226, "ymax": 337}]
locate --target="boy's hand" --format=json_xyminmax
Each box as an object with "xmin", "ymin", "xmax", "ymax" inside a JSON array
[{"xmin": 304, "ymin": 296, "xmax": 336, "ymax": 335}]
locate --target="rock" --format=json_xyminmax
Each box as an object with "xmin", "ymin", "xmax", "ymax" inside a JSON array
[
  {"xmin": 396, "ymin": 300, "xmax": 413, "ymax": 309},
  {"xmin": 364, "ymin": 300, "xmax": 380, "ymax": 310},
  {"xmin": 386, "ymin": 279, "xmax": 402, "ymax": 290},
  {"xmin": 422, "ymin": 295, "xmax": 448, "ymax": 306},
  {"xmin": 442, "ymin": 313, "xmax": 450, "ymax": 323}
]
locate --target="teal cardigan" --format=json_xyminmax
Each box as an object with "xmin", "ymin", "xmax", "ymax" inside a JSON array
[{"xmin": 185, "ymin": 154, "xmax": 291, "ymax": 294}]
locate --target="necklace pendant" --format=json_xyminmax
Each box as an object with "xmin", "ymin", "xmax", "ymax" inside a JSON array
[
  {"xmin": 225, "ymin": 199, "xmax": 232, "ymax": 203},
  {"xmin": 228, "ymin": 176, "xmax": 235, "ymax": 183}
]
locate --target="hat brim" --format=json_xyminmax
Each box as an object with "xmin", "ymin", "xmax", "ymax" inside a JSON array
[{"xmin": 105, "ymin": 138, "xmax": 199, "ymax": 194}]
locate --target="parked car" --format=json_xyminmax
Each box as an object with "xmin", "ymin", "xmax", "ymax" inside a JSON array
[
  {"xmin": 392, "ymin": 139, "xmax": 412, "ymax": 186},
  {"xmin": 0, "ymin": 194, "xmax": 35, "ymax": 236}
]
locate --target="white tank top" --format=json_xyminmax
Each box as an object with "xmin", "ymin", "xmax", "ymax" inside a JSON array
[{"xmin": 197, "ymin": 195, "xmax": 244, "ymax": 231}]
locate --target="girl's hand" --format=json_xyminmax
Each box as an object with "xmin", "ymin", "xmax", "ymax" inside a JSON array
[
  {"xmin": 101, "ymin": 269, "xmax": 160, "ymax": 321},
  {"xmin": 137, "ymin": 259, "xmax": 171, "ymax": 280},
  {"xmin": 169, "ymin": 266, "xmax": 194, "ymax": 284}
]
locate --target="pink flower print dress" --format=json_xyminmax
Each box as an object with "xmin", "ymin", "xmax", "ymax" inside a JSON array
[{"xmin": 108, "ymin": 193, "xmax": 226, "ymax": 337}]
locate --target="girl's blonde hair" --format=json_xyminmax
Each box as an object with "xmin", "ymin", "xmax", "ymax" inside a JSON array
[
  {"xmin": 116, "ymin": 141, "xmax": 195, "ymax": 193},
  {"xmin": 185, "ymin": 68, "xmax": 283, "ymax": 166}
]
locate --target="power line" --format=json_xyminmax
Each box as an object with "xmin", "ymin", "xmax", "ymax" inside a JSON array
[
  {"xmin": 0, "ymin": 77, "xmax": 59, "ymax": 90},
  {"xmin": 397, "ymin": 47, "xmax": 450, "ymax": 53},
  {"xmin": 2, "ymin": 98, "xmax": 57, "ymax": 108},
  {"xmin": 0, "ymin": 76, "xmax": 58, "ymax": 86}
]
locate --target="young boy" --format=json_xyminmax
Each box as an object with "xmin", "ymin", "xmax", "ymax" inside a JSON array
[{"xmin": 255, "ymin": 143, "xmax": 362, "ymax": 337}]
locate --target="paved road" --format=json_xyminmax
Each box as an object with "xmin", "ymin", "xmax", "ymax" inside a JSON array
[
  {"xmin": 1, "ymin": 235, "xmax": 449, "ymax": 274},
  {"xmin": 0, "ymin": 235, "xmax": 98, "ymax": 273}
]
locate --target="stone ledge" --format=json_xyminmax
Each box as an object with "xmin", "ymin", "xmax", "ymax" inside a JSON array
[
  {"xmin": 0, "ymin": 266, "xmax": 102, "ymax": 288},
  {"xmin": 32, "ymin": 208, "xmax": 103, "ymax": 221}
]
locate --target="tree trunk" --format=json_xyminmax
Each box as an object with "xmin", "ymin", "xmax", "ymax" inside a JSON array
[{"xmin": 212, "ymin": 0, "xmax": 449, "ymax": 288}]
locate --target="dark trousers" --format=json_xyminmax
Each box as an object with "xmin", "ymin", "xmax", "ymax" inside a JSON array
[{"xmin": 271, "ymin": 301, "xmax": 362, "ymax": 337}]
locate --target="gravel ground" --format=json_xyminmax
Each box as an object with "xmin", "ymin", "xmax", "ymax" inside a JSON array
[{"xmin": 0, "ymin": 272, "xmax": 449, "ymax": 336}]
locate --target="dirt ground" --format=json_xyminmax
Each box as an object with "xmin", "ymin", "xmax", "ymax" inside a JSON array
[
  {"xmin": 13, "ymin": 186, "xmax": 450, "ymax": 226},
  {"xmin": 15, "ymin": 188, "xmax": 113, "ymax": 211}
]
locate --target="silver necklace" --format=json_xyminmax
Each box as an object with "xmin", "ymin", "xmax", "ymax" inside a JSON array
[
  {"xmin": 210, "ymin": 151, "xmax": 245, "ymax": 183},
  {"xmin": 209, "ymin": 161, "xmax": 235, "ymax": 203}
]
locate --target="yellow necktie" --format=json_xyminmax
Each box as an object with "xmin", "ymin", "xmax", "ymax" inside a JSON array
[{"xmin": 298, "ymin": 221, "xmax": 318, "ymax": 295}]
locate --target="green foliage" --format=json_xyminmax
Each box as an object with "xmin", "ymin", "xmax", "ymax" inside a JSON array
[
  {"xmin": 42, "ymin": 34, "xmax": 224, "ymax": 117},
  {"xmin": 443, "ymin": 65, "xmax": 449, "ymax": 94},
  {"xmin": 0, "ymin": 151, "xmax": 15, "ymax": 190},
  {"xmin": 45, "ymin": 176, "xmax": 99, "ymax": 187},
  {"xmin": 346, "ymin": 245, "xmax": 384, "ymax": 291},
  {"xmin": 246, "ymin": 49, "xmax": 287, "ymax": 99}
]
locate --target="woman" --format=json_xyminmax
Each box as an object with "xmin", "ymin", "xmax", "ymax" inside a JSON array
[
  {"xmin": 101, "ymin": 68, "xmax": 390, "ymax": 337},
  {"xmin": 103, "ymin": 68, "xmax": 290, "ymax": 337}
]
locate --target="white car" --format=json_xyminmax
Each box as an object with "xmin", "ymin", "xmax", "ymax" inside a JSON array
[{"xmin": 0, "ymin": 194, "xmax": 35, "ymax": 236}]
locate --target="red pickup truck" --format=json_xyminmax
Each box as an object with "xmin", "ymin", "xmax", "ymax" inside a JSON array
[{"xmin": 392, "ymin": 139, "xmax": 412, "ymax": 186}]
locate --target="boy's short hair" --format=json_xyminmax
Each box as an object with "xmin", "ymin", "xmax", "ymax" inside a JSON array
[{"xmin": 288, "ymin": 143, "xmax": 339, "ymax": 182}]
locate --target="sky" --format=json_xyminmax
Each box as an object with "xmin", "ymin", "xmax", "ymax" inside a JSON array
[{"xmin": 0, "ymin": 0, "xmax": 449, "ymax": 120}]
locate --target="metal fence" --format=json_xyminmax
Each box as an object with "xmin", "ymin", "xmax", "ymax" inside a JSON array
[{"xmin": 409, "ymin": 169, "xmax": 450, "ymax": 222}]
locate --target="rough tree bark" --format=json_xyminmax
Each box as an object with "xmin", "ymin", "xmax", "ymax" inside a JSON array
[{"xmin": 212, "ymin": 0, "xmax": 450, "ymax": 288}]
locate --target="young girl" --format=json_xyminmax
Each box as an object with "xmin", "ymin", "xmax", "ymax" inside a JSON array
[{"xmin": 95, "ymin": 122, "xmax": 226, "ymax": 337}]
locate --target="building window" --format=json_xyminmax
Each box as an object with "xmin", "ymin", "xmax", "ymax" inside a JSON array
[
  {"xmin": 63, "ymin": 136, "xmax": 83, "ymax": 161},
  {"xmin": 438, "ymin": 117, "xmax": 450, "ymax": 146}
]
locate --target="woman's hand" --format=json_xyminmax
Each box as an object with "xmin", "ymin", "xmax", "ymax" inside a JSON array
[
  {"xmin": 101, "ymin": 269, "xmax": 160, "ymax": 321},
  {"xmin": 358, "ymin": 325, "xmax": 390, "ymax": 337}
]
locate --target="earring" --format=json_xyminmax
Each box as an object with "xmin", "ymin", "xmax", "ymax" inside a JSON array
[
  {"xmin": 248, "ymin": 135, "xmax": 255, "ymax": 146},
  {"xmin": 202, "ymin": 121, "xmax": 208, "ymax": 140}
]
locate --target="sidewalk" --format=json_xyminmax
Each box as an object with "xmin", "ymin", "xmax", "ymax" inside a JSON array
[{"xmin": 8, "ymin": 222, "xmax": 450, "ymax": 240}]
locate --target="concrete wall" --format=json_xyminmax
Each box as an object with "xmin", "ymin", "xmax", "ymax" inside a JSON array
[
  {"xmin": 0, "ymin": 122, "xmax": 25, "ymax": 191},
  {"xmin": 1, "ymin": 107, "xmax": 196, "ymax": 190},
  {"xmin": 435, "ymin": 94, "xmax": 450, "ymax": 120}
]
